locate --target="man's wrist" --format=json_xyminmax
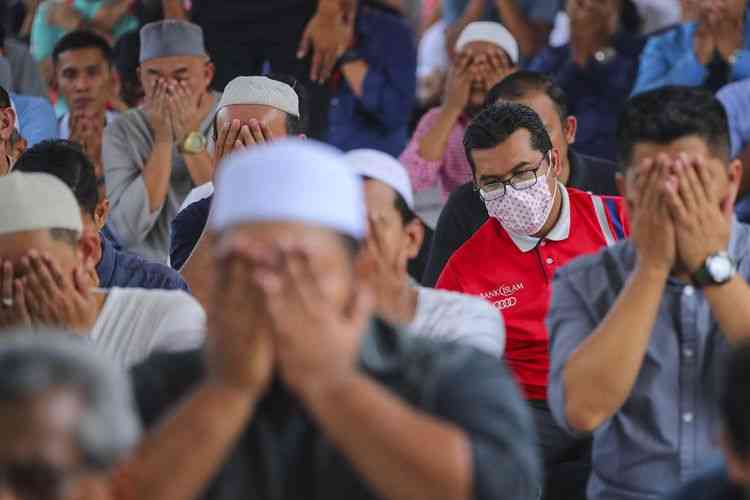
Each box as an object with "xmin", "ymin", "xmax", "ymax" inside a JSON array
[
  {"xmin": 205, "ymin": 378, "xmax": 263, "ymax": 408},
  {"xmin": 294, "ymin": 368, "xmax": 360, "ymax": 407},
  {"xmin": 634, "ymin": 260, "xmax": 671, "ymax": 281}
]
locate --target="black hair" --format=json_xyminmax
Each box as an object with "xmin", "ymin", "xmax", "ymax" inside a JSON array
[
  {"xmin": 721, "ymin": 342, "xmax": 750, "ymax": 458},
  {"xmin": 13, "ymin": 140, "xmax": 100, "ymax": 217},
  {"xmin": 212, "ymin": 73, "xmax": 308, "ymax": 141},
  {"xmin": 0, "ymin": 85, "xmax": 9, "ymax": 109},
  {"xmin": 484, "ymin": 71, "xmax": 568, "ymax": 121},
  {"xmin": 49, "ymin": 228, "xmax": 80, "ymax": 247},
  {"xmin": 464, "ymin": 102, "xmax": 553, "ymax": 175},
  {"xmin": 620, "ymin": 0, "xmax": 642, "ymax": 34},
  {"xmin": 617, "ymin": 86, "xmax": 731, "ymax": 170},
  {"xmin": 52, "ymin": 30, "xmax": 114, "ymax": 66}
]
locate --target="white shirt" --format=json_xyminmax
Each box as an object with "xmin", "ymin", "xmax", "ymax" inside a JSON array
[
  {"xmin": 407, "ymin": 286, "xmax": 505, "ymax": 358},
  {"xmin": 89, "ymin": 287, "xmax": 205, "ymax": 367},
  {"xmin": 179, "ymin": 181, "xmax": 214, "ymax": 212},
  {"xmin": 58, "ymin": 110, "xmax": 119, "ymax": 140}
]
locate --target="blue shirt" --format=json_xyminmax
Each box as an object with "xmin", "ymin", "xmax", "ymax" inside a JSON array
[
  {"xmin": 10, "ymin": 93, "xmax": 58, "ymax": 147},
  {"xmin": 97, "ymin": 234, "xmax": 189, "ymax": 292},
  {"xmin": 547, "ymin": 220, "xmax": 750, "ymax": 500},
  {"xmin": 327, "ymin": 5, "xmax": 417, "ymax": 157},
  {"xmin": 632, "ymin": 17, "xmax": 750, "ymax": 96},
  {"xmin": 528, "ymin": 32, "xmax": 645, "ymax": 160},
  {"xmin": 665, "ymin": 465, "xmax": 744, "ymax": 500},
  {"xmin": 441, "ymin": 0, "xmax": 559, "ymax": 26},
  {"xmin": 716, "ymin": 81, "xmax": 750, "ymax": 224}
]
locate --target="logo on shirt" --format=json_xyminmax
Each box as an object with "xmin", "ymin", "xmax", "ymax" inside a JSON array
[{"xmin": 481, "ymin": 282, "xmax": 523, "ymax": 311}]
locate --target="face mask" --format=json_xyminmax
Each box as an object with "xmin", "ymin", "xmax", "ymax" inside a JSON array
[{"xmin": 481, "ymin": 161, "xmax": 558, "ymax": 236}]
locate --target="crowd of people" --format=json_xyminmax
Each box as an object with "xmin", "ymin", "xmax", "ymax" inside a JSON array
[{"xmin": 1, "ymin": 0, "xmax": 750, "ymax": 499}]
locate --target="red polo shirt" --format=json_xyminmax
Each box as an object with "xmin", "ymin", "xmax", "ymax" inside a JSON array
[{"xmin": 436, "ymin": 187, "xmax": 629, "ymax": 400}]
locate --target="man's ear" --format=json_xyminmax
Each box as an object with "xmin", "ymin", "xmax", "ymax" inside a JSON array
[
  {"xmin": 550, "ymin": 148, "xmax": 563, "ymax": 178},
  {"xmin": 0, "ymin": 108, "xmax": 15, "ymax": 142},
  {"xmin": 204, "ymin": 60, "xmax": 216, "ymax": 89},
  {"xmin": 78, "ymin": 228, "xmax": 102, "ymax": 272},
  {"xmin": 722, "ymin": 158, "xmax": 743, "ymax": 216},
  {"xmin": 404, "ymin": 218, "xmax": 425, "ymax": 260},
  {"xmin": 564, "ymin": 116, "xmax": 577, "ymax": 145}
]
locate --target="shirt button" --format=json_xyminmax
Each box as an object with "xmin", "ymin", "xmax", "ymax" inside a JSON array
[
  {"xmin": 683, "ymin": 348, "xmax": 694, "ymax": 358},
  {"xmin": 684, "ymin": 286, "xmax": 695, "ymax": 297},
  {"xmin": 683, "ymin": 412, "xmax": 694, "ymax": 423},
  {"xmin": 546, "ymin": 257, "xmax": 554, "ymax": 265}
]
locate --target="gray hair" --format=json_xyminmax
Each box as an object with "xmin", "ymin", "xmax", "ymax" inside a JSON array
[{"xmin": 0, "ymin": 330, "xmax": 142, "ymax": 469}]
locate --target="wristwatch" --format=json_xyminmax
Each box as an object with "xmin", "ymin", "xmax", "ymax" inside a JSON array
[
  {"xmin": 179, "ymin": 131, "xmax": 207, "ymax": 155},
  {"xmin": 594, "ymin": 47, "xmax": 617, "ymax": 65},
  {"xmin": 691, "ymin": 251, "xmax": 736, "ymax": 288}
]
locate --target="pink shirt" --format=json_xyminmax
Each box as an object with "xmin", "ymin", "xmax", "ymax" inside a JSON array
[{"xmin": 399, "ymin": 107, "xmax": 472, "ymax": 199}]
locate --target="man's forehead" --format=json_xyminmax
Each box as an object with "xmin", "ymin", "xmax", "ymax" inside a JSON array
[
  {"xmin": 630, "ymin": 136, "xmax": 714, "ymax": 162},
  {"xmin": 57, "ymin": 47, "xmax": 107, "ymax": 66},
  {"xmin": 218, "ymin": 104, "xmax": 286, "ymax": 124},
  {"xmin": 141, "ymin": 55, "xmax": 205, "ymax": 71},
  {"xmin": 460, "ymin": 41, "xmax": 507, "ymax": 58}
]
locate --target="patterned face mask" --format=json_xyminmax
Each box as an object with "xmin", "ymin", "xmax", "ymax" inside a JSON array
[{"xmin": 480, "ymin": 161, "xmax": 558, "ymax": 236}]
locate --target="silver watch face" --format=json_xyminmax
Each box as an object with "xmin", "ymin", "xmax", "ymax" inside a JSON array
[{"xmin": 707, "ymin": 254, "xmax": 734, "ymax": 282}]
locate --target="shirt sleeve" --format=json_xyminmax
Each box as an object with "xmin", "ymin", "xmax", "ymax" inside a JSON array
[
  {"xmin": 103, "ymin": 117, "xmax": 162, "ymax": 249},
  {"xmin": 435, "ymin": 253, "xmax": 465, "ymax": 292},
  {"xmin": 632, "ymin": 34, "xmax": 707, "ymax": 96},
  {"xmin": 14, "ymin": 95, "xmax": 58, "ymax": 147},
  {"xmin": 357, "ymin": 19, "xmax": 417, "ymax": 131},
  {"xmin": 454, "ymin": 296, "xmax": 505, "ymax": 357},
  {"xmin": 434, "ymin": 347, "xmax": 542, "ymax": 500},
  {"xmin": 546, "ymin": 268, "xmax": 598, "ymax": 437},
  {"xmin": 717, "ymin": 79, "xmax": 750, "ymax": 158},
  {"xmin": 147, "ymin": 292, "xmax": 206, "ymax": 356},
  {"xmin": 399, "ymin": 108, "xmax": 446, "ymax": 193}
]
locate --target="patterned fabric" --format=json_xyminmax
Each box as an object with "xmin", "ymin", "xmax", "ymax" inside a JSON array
[{"xmin": 399, "ymin": 107, "xmax": 471, "ymax": 198}]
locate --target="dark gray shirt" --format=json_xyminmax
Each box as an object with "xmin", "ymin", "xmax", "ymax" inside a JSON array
[{"xmin": 547, "ymin": 219, "xmax": 750, "ymax": 500}]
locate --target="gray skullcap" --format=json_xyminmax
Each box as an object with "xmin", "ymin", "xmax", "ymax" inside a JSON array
[
  {"xmin": 139, "ymin": 20, "xmax": 207, "ymax": 63},
  {"xmin": 0, "ymin": 172, "xmax": 83, "ymax": 236},
  {"xmin": 216, "ymin": 76, "xmax": 300, "ymax": 119}
]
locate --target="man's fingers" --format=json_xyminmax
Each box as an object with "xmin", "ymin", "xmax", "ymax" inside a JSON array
[
  {"xmin": 13, "ymin": 279, "xmax": 30, "ymax": 324},
  {"xmin": 249, "ymin": 120, "xmax": 264, "ymax": 144},
  {"xmin": 1, "ymin": 260, "xmax": 13, "ymax": 304},
  {"xmin": 674, "ymin": 157, "xmax": 699, "ymax": 210},
  {"xmin": 42, "ymin": 253, "xmax": 66, "ymax": 289},
  {"xmin": 27, "ymin": 252, "xmax": 56, "ymax": 297},
  {"xmin": 239, "ymin": 125, "xmax": 255, "ymax": 147},
  {"xmin": 260, "ymin": 122, "xmax": 274, "ymax": 142},
  {"xmin": 310, "ymin": 50, "xmax": 324, "ymax": 84},
  {"xmin": 225, "ymin": 119, "xmax": 242, "ymax": 152}
]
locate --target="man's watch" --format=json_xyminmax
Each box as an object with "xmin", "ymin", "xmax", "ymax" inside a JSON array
[
  {"xmin": 179, "ymin": 131, "xmax": 207, "ymax": 155},
  {"xmin": 691, "ymin": 251, "xmax": 736, "ymax": 288}
]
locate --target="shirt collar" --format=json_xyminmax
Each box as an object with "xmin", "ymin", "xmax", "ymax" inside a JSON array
[
  {"xmin": 507, "ymin": 183, "xmax": 570, "ymax": 252},
  {"xmin": 96, "ymin": 235, "xmax": 116, "ymax": 288}
]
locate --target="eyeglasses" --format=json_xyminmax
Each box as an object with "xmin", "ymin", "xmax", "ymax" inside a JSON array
[{"xmin": 475, "ymin": 152, "xmax": 551, "ymax": 200}]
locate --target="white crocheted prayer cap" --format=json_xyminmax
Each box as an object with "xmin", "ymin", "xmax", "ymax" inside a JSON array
[
  {"xmin": 455, "ymin": 21, "xmax": 520, "ymax": 64},
  {"xmin": 216, "ymin": 76, "xmax": 300, "ymax": 118},
  {"xmin": 209, "ymin": 139, "xmax": 366, "ymax": 239},
  {"xmin": 345, "ymin": 149, "xmax": 415, "ymax": 210},
  {"xmin": 0, "ymin": 172, "xmax": 82, "ymax": 235}
]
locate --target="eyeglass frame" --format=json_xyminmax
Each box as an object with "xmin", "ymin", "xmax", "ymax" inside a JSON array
[{"xmin": 474, "ymin": 150, "xmax": 553, "ymax": 200}]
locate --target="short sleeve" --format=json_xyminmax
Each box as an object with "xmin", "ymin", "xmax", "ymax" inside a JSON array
[
  {"xmin": 434, "ymin": 348, "xmax": 542, "ymax": 500},
  {"xmin": 147, "ymin": 291, "xmax": 206, "ymax": 356},
  {"xmin": 545, "ymin": 269, "xmax": 598, "ymax": 436}
]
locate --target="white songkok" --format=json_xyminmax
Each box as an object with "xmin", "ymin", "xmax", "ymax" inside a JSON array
[
  {"xmin": 216, "ymin": 76, "xmax": 300, "ymax": 119},
  {"xmin": 345, "ymin": 149, "xmax": 415, "ymax": 210},
  {"xmin": 0, "ymin": 172, "xmax": 83, "ymax": 236},
  {"xmin": 455, "ymin": 21, "xmax": 520, "ymax": 65},
  {"xmin": 209, "ymin": 139, "xmax": 367, "ymax": 239}
]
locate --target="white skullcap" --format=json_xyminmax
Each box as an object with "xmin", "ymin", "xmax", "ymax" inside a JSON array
[
  {"xmin": 345, "ymin": 149, "xmax": 415, "ymax": 210},
  {"xmin": 455, "ymin": 21, "xmax": 520, "ymax": 65},
  {"xmin": 216, "ymin": 76, "xmax": 300, "ymax": 119},
  {"xmin": 209, "ymin": 139, "xmax": 366, "ymax": 239},
  {"xmin": 0, "ymin": 172, "xmax": 83, "ymax": 236}
]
